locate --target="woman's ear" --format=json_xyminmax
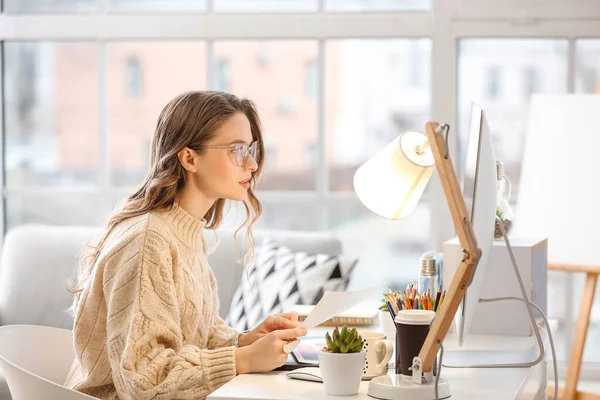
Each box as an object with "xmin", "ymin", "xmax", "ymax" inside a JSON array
[{"xmin": 178, "ymin": 147, "xmax": 198, "ymax": 173}]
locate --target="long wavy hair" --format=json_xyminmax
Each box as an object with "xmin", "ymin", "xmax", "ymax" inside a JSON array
[{"xmin": 68, "ymin": 91, "xmax": 264, "ymax": 308}]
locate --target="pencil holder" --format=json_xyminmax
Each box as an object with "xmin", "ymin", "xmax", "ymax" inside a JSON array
[
  {"xmin": 394, "ymin": 324, "xmax": 401, "ymax": 375},
  {"xmin": 394, "ymin": 310, "xmax": 435, "ymax": 378}
]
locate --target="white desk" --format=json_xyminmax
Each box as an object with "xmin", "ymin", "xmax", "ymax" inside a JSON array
[
  {"xmin": 208, "ymin": 360, "xmax": 546, "ymax": 400},
  {"xmin": 209, "ymin": 326, "xmax": 548, "ymax": 400}
]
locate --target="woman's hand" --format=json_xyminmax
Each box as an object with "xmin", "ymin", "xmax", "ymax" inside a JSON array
[
  {"xmin": 235, "ymin": 327, "xmax": 307, "ymax": 374},
  {"xmin": 238, "ymin": 312, "xmax": 301, "ymax": 347}
]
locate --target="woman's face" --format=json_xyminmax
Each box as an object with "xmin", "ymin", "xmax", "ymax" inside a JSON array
[{"xmin": 193, "ymin": 112, "xmax": 259, "ymax": 202}]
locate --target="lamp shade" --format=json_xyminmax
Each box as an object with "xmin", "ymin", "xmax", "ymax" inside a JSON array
[{"xmin": 353, "ymin": 130, "xmax": 434, "ymax": 220}]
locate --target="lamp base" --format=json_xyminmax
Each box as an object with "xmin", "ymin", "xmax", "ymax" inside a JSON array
[{"xmin": 367, "ymin": 374, "xmax": 451, "ymax": 400}]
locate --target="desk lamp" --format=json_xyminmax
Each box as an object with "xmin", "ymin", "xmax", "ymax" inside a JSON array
[{"xmin": 354, "ymin": 122, "xmax": 481, "ymax": 399}]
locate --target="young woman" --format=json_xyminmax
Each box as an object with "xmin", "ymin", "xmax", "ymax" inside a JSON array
[{"xmin": 65, "ymin": 91, "xmax": 307, "ymax": 399}]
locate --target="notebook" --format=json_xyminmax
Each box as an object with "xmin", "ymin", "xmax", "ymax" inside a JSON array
[{"xmin": 287, "ymin": 305, "xmax": 377, "ymax": 326}]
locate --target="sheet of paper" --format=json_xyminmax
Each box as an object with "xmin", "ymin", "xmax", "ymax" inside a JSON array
[{"xmin": 299, "ymin": 286, "xmax": 381, "ymax": 329}]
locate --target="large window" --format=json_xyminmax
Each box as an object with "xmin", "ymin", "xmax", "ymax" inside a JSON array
[{"xmin": 2, "ymin": 0, "xmax": 600, "ymax": 372}]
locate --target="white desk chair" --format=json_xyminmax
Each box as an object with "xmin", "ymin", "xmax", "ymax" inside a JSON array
[{"xmin": 0, "ymin": 325, "xmax": 96, "ymax": 400}]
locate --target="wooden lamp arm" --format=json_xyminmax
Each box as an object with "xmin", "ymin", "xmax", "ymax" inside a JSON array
[{"xmin": 417, "ymin": 121, "xmax": 482, "ymax": 373}]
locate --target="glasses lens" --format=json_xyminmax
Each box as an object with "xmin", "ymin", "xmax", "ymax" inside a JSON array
[
  {"xmin": 232, "ymin": 142, "xmax": 258, "ymax": 167},
  {"xmin": 231, "ymin": 145, "xmax": 244, "ymax": 167},
  {"xmin": 249, "ymin": 142, "xmax": 258, "ymax": 160}
]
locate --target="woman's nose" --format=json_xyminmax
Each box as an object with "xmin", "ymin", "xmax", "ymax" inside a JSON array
[{"xmin": 246, "ymin": 155, "xmax": 258, "ymax": 172}]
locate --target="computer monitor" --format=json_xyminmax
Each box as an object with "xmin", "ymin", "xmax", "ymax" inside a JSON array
[{"xmin": 455, "ymin": 102, "xmax": 497, "ymax": 346}]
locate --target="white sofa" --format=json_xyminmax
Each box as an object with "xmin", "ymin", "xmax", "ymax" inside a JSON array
[{"xmin": 0, "ymin": 224, "xmax": 343, "ymax": 400}]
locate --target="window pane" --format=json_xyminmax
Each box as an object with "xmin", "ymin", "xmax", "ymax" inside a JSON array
[
  {"xmin": 326, "ymin": 0, "xmax": 431, "ymax": 12},
  {"xmin": 6, "ymin": 193, "xmax": 110, "ymax": 230},
  {"xmin": 216, "ymin": 198, "xmax": 319, "ymax": 231},
  {"xmin": 257, "ymin": 199, "xmax": 318, "ymax": 230},
  {"xmin": 109, "ymin": 0, "xmax": 206, "ymax": 12},
  {"xmin": 576, "ymin": 39, "xmax": 600, "ymax": 93},
  {"xmin": 214, "ymin": 41, "xmax": 319, "ymax": 191},
  {"xmin": 326, "ymin": 39, "xmax": 432, "ymax": 191},
  {"xmin": 4, "ymin": 0, "xmax": 96, "ymax": 13},
  {"xmin": 4, "ymin": 42, "xmax": 99, "ymax": 188},
  {"xmin": 328, "ymin": 198, "xmax": 431, "ymax": 291},
  {"xmin": 457, "ymin": 39, "xmax": 568, "ymax": 201},
  {"xmin": 214, "ymin": 0, "xmax": 316, "ymax": 13},
  {"xmin": 107, "ymin": 41, "xmax": 206, "ymax": 187}
]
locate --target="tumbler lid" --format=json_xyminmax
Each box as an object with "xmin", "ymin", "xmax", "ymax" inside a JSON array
[{"xmin": 394, "ymin": 310, "xmax": 436, "ymax": 325}]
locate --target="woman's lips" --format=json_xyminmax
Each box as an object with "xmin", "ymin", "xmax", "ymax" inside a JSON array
[{"xmin": 240, "ymin": 178, "xmax": 251, "ymax": 189}]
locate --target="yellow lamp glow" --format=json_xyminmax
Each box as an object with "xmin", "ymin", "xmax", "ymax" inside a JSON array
[{"xmin": 353, "ymin": 130, "xmax": 434, "ymax": 220}]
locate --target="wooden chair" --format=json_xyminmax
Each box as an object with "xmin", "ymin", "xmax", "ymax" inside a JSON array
[{"xmin": 547, "ymin": 263, "xmax": 600, "ymax": 400}]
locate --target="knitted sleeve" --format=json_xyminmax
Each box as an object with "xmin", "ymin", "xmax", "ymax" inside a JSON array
[
  {"xmin": 207, "ymin": 315, "xmax": 238, "ymax": 350},
  {"xmin": 103, "ymin": 230, "xmax": 236, "ymax": 400}
]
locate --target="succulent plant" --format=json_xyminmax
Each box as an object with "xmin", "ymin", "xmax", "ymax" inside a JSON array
[{"xmin": 324, "ymin": 325, "xmax": 364, "ymax": 354}]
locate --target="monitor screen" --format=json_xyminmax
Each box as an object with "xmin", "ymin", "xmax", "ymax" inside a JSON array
[
  {"xmin": 456, "ymin": 102, "xmax": 497, "ymax": 346},
  {"xmin": 463, "ymin": 103, "xmax": 483, "ymax": 223}
]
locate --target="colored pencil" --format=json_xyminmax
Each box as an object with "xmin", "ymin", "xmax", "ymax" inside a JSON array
[
  {"xmin": 386, "ymin": 301, "xmax": 396, "ymax": 320},
  {"xmin": 433, "ymin": 287, "xmax": 442, "ymax": 312},
  {"xmin": 438, "ymin": 290, "xmax": 446, "ymax": 310},
  {"xmin": 389, "ymin": 294, "xmax": 399, "ymax": 314}
]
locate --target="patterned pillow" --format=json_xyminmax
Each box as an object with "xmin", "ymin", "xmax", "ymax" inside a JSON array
[{"xmin": 225, "ymin": 239, "xmax": 358, "ymax": 331}]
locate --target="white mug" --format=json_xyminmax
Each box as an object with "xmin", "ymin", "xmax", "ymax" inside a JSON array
[
  {"xmin": 378, "ymin": 310, "xmax": 397, "ymax": 361},
  {"xmin": 359, "ymin": 331, "xmax": 394, "ymax": 379}
]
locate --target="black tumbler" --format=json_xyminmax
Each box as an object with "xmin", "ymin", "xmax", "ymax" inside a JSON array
[{"xmin": 393, "ymin": 310, "xmax": 436, "ymax": 377}]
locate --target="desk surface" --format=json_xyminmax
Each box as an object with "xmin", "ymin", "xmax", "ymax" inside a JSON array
[
  {"xmin": 208, "ymin": 360, "xmax": 546, "ymax": 400},
  {"xmin": 209, "ymin": 325, "xmax": 548, "ymax": 400}
]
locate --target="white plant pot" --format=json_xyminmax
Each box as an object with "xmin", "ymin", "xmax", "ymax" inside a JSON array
[{"xmin": 317, "ymin": 349, "xmax": 366, "ymax": 396}]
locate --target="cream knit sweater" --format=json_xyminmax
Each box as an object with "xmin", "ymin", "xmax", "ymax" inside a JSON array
[{"xmin": 65, "ymin": 203, "xmax": 239, "ymax": 399}]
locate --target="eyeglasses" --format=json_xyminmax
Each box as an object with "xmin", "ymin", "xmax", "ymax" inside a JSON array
[{"xmin": 198, "ymin": 141, "xmax": 259, "ymax": 168}]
